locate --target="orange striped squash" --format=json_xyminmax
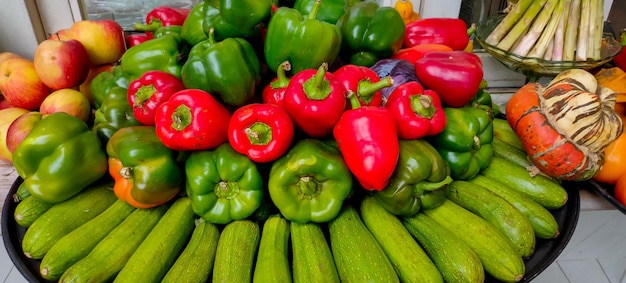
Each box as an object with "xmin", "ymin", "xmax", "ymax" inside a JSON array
[{"xmin": 505, "ymin": 69, "xmax": 624, "ymax": 181}]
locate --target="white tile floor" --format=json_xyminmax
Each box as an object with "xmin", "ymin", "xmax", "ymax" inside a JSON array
[{"xmin": 1, "ymin": 190, "xmax": 625, "ymax": 283}]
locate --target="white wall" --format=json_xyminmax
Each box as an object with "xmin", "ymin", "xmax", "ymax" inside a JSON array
[{"xmin": 0, "ymin": 0, "xmax": 83, "ymax": 59}]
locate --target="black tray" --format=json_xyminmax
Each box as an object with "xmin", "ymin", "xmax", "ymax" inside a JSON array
[
  {"xmin": 3, "ymin": 177, "xmax": 581, "ymax": 282},
  {"xmin": 588, "ymin": 179, "xmax": 626, "ymax": 215}
]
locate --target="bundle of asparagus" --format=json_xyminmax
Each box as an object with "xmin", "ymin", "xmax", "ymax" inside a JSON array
[{"xmin": 485, "ymin": 0, "xmax": 605, "ymax": 61}]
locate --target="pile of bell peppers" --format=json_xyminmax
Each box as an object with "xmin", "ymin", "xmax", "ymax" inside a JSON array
[{"xmin": 11, "ymin": 0, "xmax": 501, "ymax": 224}]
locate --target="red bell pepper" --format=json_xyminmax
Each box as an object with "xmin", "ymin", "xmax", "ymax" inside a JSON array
[
  {"xmin": 385, "ymin": 81, "xmax": 446, "ymax": 139},
  {"xmin": 613, "ymin": 29, "xmax": 626, "ymax": 72},
  {"xmin": 154, "ymin": 89, "xmax": 231, "ymax": 151},
  {"xmin": 391, "ymin": 43, "xmax": 453, "ymax": 64},
  {"xmin": 414, "ymin": 50, "xmax": 483, "ymax": 108},
  {"xmin": 126, "ymin": 32, "xmax": 154, "ymax": 48},
  {"xmin": 403, "ymin": 18, "xmax": 469, "ymax": 51},
  {"xmin": 333, "ymin": 92, "xmax": 399, "ymax": 191},
  {"xmin": 127, "ymin": 70, "xmax": 186, "ymax": 126},
  {"xmin": 262, "ymin": 61, "xmax": 291, "ymax": 107},
  {"xmin": 228, "ymin": 103, "xmax": 294, "ymax": 163},
  {"xmin": 134, "ymin": 6, "xmax": 191, "ymax": 34},
  {"xmin": 333, "ymin": 64, "xmax": 393, "ymax": 108},
  {"xmin": 283, "ymin": 63, "xmax": 347, "ymax": 138}
]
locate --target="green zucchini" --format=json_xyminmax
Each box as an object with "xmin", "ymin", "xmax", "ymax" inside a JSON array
[
  {"xmin": 40, "ymin": 199, "xmax": 135, "ymax": 281},
  {"xmin": 328, "ymin": 205, "xmax": 399, "ymax": 283},
  {"xmin": 13, "ymin": 195, "xmax": 53, "ymax": 228},
  {"xmin": 468, "ymin": 175, "xmax": 560, "ymax": 239},
  {"xmin": 480, "ymin": 156, "xmax": 568, "ymax": 209},
  {"xmin": 291, "ymin": 221, "xmax": 339, "ymax": 283},
  {"xmin": 447, "ymin": 180, "xmax": 536, "ymax": 258},
  {"xmin": 424, "ymin": 200, "xmax": 525, "ymax": 283},
  {"xmin": 360, "ymin": 196, "xmax": 443, "ymax": 283},
  {"xmin": 253, "ymin": 215, "xmax": 292, "ymax": 283},
  {"xmin": 114, "ymin": 197, "xmax": 196, "ymax": 283},
  {"xmin": 492, "ymin": 137, "xmax": 533, "ymax": 169},
  {"xmin": 492, "ymin": 117, "xmax": 525, "ymax": 150},
  {"xmin": 22, "ymin": 184, "xmax": 118, "ymax": 259},
  {"xmin": 212, "ymin": 220, "xmax": 261, "ymax": 283},
  {"xmin": 58, "ymin": 204, "xmax": 168, "ymax": 283},
  {"xmin": 162, "ymin": 219, "xmax": 220, "ymax": 283},
  {"xmin": 13, "ymin": 182, "xmax": 30, "ymax": 202},
  {"xmin": 402, "ymin": 213, "xmax": 485, "ymax": 283}
]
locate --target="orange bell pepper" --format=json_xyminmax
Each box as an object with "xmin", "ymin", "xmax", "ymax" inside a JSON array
[{"xmin": 593, "ymin": 116, "xmax": 626, "ymax": 185}]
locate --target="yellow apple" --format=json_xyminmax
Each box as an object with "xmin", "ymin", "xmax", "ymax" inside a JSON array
[
  {"xmin": 68, "ymin": 19, "xmax": 126, "ymax": 66},
  {"xmin": 0, "ymin": 58, "xmax": 51, "ymax": 110},
  {"xmin": 34, "ymin": 38, "xmax": 91, "ymax": 90},
  {"xmin": 0, "ymin": 107, "xmax": 30, "ymax": 163},
  {"xmin": 39, "ymin": 88, "xmax": 92, "ymax": 123}
]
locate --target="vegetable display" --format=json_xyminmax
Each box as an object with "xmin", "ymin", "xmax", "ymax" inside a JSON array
[{"xmin": 5, "ymin": 1, "xmax": 625, "ymax": 282}]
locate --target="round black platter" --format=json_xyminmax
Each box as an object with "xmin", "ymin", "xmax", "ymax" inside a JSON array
[{"xmin": 3, "ymin": 177, "xmax": 581, "ymax": 282}]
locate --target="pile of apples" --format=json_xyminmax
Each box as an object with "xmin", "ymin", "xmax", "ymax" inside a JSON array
[{"xmin": 0, "ymin": 19, "xmax": 127, "ymax": 163}]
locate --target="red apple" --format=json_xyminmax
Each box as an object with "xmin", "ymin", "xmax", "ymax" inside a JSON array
[
  {"xmin": 6, "ymin": 111, "xmax": 42, "ymax": 154},
  {"xmin": 0, "ymin": 107, "xmax": 30, "ymax": 163},
  {"xmin": 68, "ymin": 20, "xmax": 126, "ymax": 66},
  {"xmin": 0, "ymin": 97, "xmax": 14, "ymax": 110},
  {"xmin": 79, "ymin": 63, "xmax": 115, "ymax": 107},
  {"xmin": 48, "ymin": 28, "xmax": 72, "ymax": 41},
  {"xmin": 0, "ymin": 58, "xmax": 51, "ymax": 110},
  {"xmin": 34, "ymin": 38, "xmax": 91, "ymax": 90},
  {"xmin": 39, "ymin": 88, "xmax": 92, "ymax": 122}
]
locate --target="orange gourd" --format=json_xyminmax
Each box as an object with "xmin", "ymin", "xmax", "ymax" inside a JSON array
[{"xmin": 506, "ymin": 69, "xmax": 624, "ymax": 181}]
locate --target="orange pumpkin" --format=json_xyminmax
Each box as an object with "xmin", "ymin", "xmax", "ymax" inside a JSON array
[{"xmin": 506, "ymin": 69, "xmax": 624, "ymax": 181}]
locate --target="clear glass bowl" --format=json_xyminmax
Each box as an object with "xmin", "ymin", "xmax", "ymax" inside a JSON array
[{"xmin": 475, "ymin": 16, "xmax": 623, "ymax": 79}]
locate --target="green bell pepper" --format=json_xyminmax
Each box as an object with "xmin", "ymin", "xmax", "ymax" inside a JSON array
[
  {"xmin": 268, "ymin": 139, "xmax": 352, "ymax": 224},
  {"xmin": 429, "ymin": 107, "xmax": 493, "ymax": 180},
  {"xmin": 264, "ymin": 1, "xmax": 342, "ymax": 73},
  {"xmin": 182, "ymin": 2, "xmax": 208, "ymax": 46},
  {"xmin": 92, "ymin": 86, "xmax": 142, "ymax": 144},
  {"xmin": 374, "ymin": 139, "xmax": 452, "ymax": 217},
  {"xmin": 469, "ymin": 79, "xmax": 500, "ymax": 117},
  {"xmin": 293, "ymin": 0, "xmax": 361, "ymax": 24},
  {"xmin": 12, "ymin": 112, "xmax": 108, "ymax": 203},
  {"xmin": 181, "ymin": 29, "xmax": 261, "ymax": 107},
  {"xmin": 106, "ymin": 126, "xmax": 185, "ymax": 209},
  {"xmin": 120, "ymin": 34, "xmax": 185, "ymax": 81},
  {"xmin": 185, "ymin": 143, "xmax": 264, "ymax": 224},
  {"xmin": 336, "ymin": 1, "xmax": 405, "ymax": 66},
  {"xmin": 90, "ymin": 65, "xmax": 130, "ymax": 109},
  {"xmin": 202, "ymin": 0, "xmax": 272, "ymax": 41}
]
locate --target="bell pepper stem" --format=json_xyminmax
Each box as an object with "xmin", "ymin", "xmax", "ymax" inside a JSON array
[
  {"xmin": 171, "ymin": 104, "xmax": 192, "ymax": 131},
  {"xmin": 346, "ymin": 90, "xmax": 362, "ymax": 109},
  {"xmin": 133, "ymin": 85, "xmax": 157, "ymax": 107},
  {"xmin": 208, "ymin": 27, "xmax": 217, "ymax": 45},
  {"xmin": 297, "ymin": 176, "xmax": 319, "ymax": 199},
  {"xmin": 133, "ymin": 19, "xmax": 163, "ymax": 32},
  {"xmin": 621, "ymin": 29, "xmax": 626, "ymax": 46},
  {"xmin": 215, "ymin": 181, "xmax": 240, "ymax": 199},
  {"xmin": 120, "ymin": 166, "xmax": 132, "ymax": 179},
  {"xmin": 356, "ymin": 76, "xmax": 394, "ymax": 103},
  {"xmin": 303, "ymin": 63, "xmax": 331, "ymax": 100},
  {"xmin": 308, "ymin": 0, "xmax": 321, "ymax": 20},
  {"xmin": 270, "ymin": 61, "xmax": 292, "ymax": 89},
  {"xmin": 411, "ymin": 94, "xmax": 436, "ymax": 119},
  {"xmin": 245, "ymin": 122, "xmax": 273, "ymax": 145},
  {"xmin": 414, "ymin": 176, "xmax": 453, "ymax": 193}
]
